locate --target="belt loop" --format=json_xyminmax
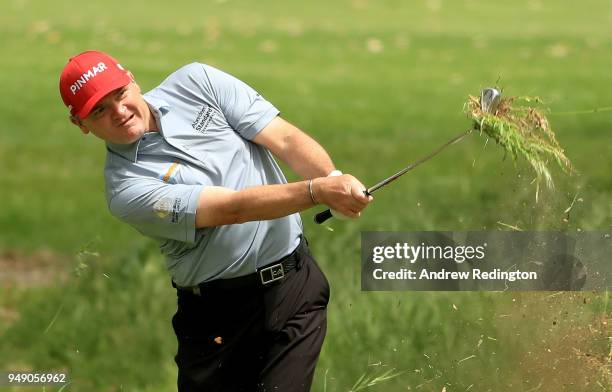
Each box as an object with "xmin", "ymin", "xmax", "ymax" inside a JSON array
[
  {"xmin": 296, "ymin": 235, "xmax": 306, "ymax": 270},
  {"xmin": 296, "ymin": 254, "xmax": 303, "ymax": 270}
]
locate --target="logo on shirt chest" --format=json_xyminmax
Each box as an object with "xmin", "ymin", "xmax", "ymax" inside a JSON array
[
  {"xmin": 191, "ymin": 104, "xmax": 215, "ymax": 134},
  {"xmin": 161, "ymin": 162, "xmax": 180, "ymax": 183}
]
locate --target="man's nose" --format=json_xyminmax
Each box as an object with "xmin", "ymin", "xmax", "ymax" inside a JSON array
[{"xmin": 111, "ymin": 102, "xmax": 127, "ymax": 118}]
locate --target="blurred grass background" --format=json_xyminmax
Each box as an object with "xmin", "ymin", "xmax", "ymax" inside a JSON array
[{"xmin": 1, "ymin": 0, "xmax": 610, "ymax": 390}]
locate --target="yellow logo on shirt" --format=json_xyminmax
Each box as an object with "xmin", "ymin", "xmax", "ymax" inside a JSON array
[{"xmin": 162, "ymin": 162, "xmax": 180, "ymax": 183}]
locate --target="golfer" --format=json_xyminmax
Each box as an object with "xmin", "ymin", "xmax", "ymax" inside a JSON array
[{"xmin": 59, "ymin": 50, "xmax": 372, "ymax": 391}]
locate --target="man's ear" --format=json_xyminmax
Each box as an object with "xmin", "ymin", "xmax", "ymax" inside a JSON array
[{"xmin": 70, "ymin": 115, "xmax": 89, "ymax": 135}]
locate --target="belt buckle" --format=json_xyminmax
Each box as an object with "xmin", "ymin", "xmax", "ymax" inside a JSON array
[{"xmin": 259, "ymin": 263, "xmax": 285, "ymax": 285}]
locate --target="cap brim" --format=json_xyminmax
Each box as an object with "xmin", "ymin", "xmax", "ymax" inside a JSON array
[{"xmin": 76, "ymin": 73, "xmax": 131, "ymax": 119}]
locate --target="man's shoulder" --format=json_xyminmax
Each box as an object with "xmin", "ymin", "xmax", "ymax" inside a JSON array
[
  {"xmin": 102, "ymin": 149, "xmax": 127, "ymax": 202},
  {"xmin": 156, "ymin": 62, "xmax": 210, "ymax": 88},
  {"xmin": 103, "ymin": 149, "xmax": 128, "ymax": 183},
  {"xmin": 102, "ymin": 149, "xmax": 153, "ymax": 202},
  {"xmin": 152, "ymin": 62, "xmax": 235, "ymax": 93},
  {"xmin": 145, "ymin": 62, "xmax": 214, "ymax": 103}
]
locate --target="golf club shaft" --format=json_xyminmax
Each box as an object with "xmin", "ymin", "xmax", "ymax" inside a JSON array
[
  {"xmin": 314, "ymin": 129, "xmax": 472, "ymax": 224},
  {"xmin": 367, "ymin": 129, "xmax": 471, "ymax": 194}
]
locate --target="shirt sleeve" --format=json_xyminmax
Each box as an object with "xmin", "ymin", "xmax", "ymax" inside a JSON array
[
  {"xmin": 107, "ymin": 178, "xmax": 204, "ymax": 243},
  {"xmin": 198, "ymin": 64, "xmax": 280, "ymax": 140}
]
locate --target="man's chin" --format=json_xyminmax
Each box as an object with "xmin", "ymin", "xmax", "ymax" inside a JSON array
[
  {"xmin": 109, "ymin": 131, "xmax": 145, "ymax": 145},
  {"xmin": 122, "ymin": 126, "xmax": 147, "ymax": 143}
]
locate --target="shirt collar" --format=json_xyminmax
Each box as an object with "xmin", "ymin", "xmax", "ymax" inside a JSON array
[{"xmin": 105, "ymin": 94, "xmax": 171, "ymax": 162}]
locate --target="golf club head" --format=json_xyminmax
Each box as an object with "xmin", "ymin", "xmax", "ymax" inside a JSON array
[{"xmin": 480, "ymin": 87, "xmax": 501, "ymax": 114}]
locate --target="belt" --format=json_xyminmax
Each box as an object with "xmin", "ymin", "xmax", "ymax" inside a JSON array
[{"xmin": 173, "ymin": 237, "xmax": 307, "ymax": 296}]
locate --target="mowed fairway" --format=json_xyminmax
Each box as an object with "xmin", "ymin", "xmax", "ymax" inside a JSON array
[{"xmin": 1, "ymin": 0, "xmax": 610, "ymax": 391}]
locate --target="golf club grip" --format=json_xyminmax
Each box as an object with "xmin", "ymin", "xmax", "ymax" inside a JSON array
[{"xmin": 314, "ymin": 209, "xmax": 333, "ymax": 224}]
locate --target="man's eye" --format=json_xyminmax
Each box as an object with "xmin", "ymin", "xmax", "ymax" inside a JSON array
[{"xmin": 92, "ymin": 107, "xmax": 104, "ymax": 117}]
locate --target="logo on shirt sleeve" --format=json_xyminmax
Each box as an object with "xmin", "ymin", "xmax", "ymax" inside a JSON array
[
  {"xmin": 153, "ymin": 198, "xmax": 173, "ymax": 219},
  {"xmin": 153, "ymin": 197, "xmax": 183, "ymax": 223}
]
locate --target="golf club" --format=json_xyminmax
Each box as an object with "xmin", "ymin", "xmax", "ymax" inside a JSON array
[{"xmin": 314, "ymin": 88, "xmax": 501, "ymax": 224}]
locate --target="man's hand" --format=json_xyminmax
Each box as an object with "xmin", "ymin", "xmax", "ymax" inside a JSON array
[{"xmin": 311, "ymin": 174, "xmax": 373, "ymax": 218}]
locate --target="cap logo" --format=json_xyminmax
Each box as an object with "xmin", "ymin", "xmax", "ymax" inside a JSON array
[{"xmin": 69, "ymin": 61, "xmax": 109, "ymax": 95}]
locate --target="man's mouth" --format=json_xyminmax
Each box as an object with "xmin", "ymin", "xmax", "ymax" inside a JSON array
[{"xmin": 118, "ymin": 114, "xmax": 135, "ymax": 127}]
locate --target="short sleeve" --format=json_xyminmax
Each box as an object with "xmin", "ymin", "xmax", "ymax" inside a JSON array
[
  {"xmin": 107, "ymin": 178, "xmax": 204, "ymax": 243},
  {"xmin": 199, "ymin": 64, "xmax": 280, "ymax": 139}
]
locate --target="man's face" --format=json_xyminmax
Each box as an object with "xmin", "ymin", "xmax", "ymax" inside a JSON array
[{"xmin": 73, "ymin": 80, "xmax": 155, "ymax": 144}]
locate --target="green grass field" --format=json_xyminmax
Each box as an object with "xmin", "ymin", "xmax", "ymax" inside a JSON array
[{"xmin": 1, "ymin": 0, "xmax": 610, "ymax": 391}]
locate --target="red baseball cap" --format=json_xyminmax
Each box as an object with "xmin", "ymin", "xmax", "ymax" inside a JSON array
[{"xmin": 59, "ymin": 50, "xmax": 131, "ymax": 119}]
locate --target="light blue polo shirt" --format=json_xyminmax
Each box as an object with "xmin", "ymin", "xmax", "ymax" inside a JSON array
[{"xmin": 104, "ymin": 63, "xmax": 303, "ymax": 286}]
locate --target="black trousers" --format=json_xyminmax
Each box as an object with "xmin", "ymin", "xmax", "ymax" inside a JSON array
[{"xmin": 172, "ymin": 244, "xmax": 330, "ymax": 392}]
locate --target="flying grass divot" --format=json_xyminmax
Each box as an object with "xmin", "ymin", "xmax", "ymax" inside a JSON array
[{"xmin": 465, "ymin": 89, "xmax": 573, "ymax": 190}]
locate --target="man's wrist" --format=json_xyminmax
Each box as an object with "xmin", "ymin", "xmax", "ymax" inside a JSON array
[{"xmin": 308, "ymin": 179, "xmax": 319, "ymax": 205}]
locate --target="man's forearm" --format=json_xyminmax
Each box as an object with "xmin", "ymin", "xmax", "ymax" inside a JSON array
[
  {"xmin": 195, "ymin": 172, "xmax": 372, "ymax": 228},
  {"xmin": 195, "ymin": 181, "xmax": 315, "ymax": 228},
  {"xmin": 277, "ymin": 129, "xmax": 336, "ymax": 179}
]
